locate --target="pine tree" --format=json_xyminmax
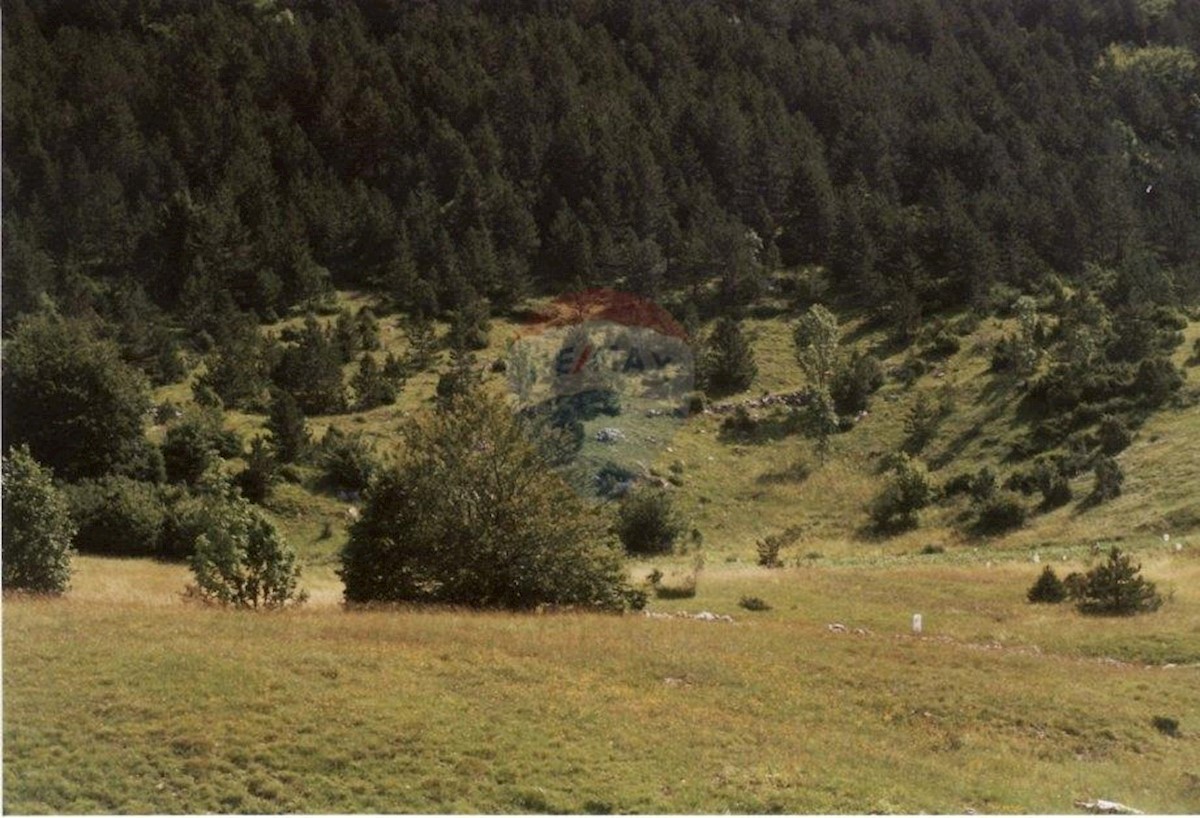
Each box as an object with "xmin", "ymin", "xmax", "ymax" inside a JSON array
[
  {"xmin": 266, "ymin": 389, "xmax": 310, "ymax": 464},
  {"xmin": 1076, "ymin": 548, "xmax": 1162, "ymax": 615},
  {"xmin": 701, "ymin": 317, "xmax": 757, "ymax": 398}
]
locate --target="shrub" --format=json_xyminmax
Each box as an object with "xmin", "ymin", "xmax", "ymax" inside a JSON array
[
  {"xmin": 739, "ymin": 595, "xmax": 771, "ymax": 611},
  {"xmin": 318, "ymin": 428, "xmax": 380, "ymax": 493},
  {"xmin": 756, "ymin": 528, "xmax": 801, "ymax": 568},
  {"xmin": 161, "ymin": 410, "xmax": 241, "ymax": 485},
  {"xmin": 902, "ymin": 392, "xmax": 939, "ymax": 454},
  {"xmin": 66, "ymin": 476, "xmax": 166, "ymax": 557},
  {"xmin": 189, "ymin": 492, "xmax": 306, "ymax": 609},
  {"xmin": 235, "ymin": 436, "xmax": 278, "ymax": 504},
  {"xmin": 2, "ymin": 446, "xmax": 75, "ymax": 593},
  {"xmin": 2, "ymin": 314, "xmax": 152, "ymax": 481},
  {"xmin": 969, "ymin": 466, "xmax": 998, "ymax": 503},
  {"xmin": 616, "ymin": 485, "xmax": 687, "ymax": 555},
  {"xmin": 1063, "ymin": 571, "xmax": 1089, "ymax": 601},
  {"xmin": 653, "ymin": 576, "xmax": 697, "ymax": 599},
  {"xmin": 973, "ymin": 491, "xmax": 1026, "ymax": 535},
  {"xmin": 1151, "ymin": 716, "xmax": 1181, "ymax": 738},
  {"xmin": 1033, "ymin": 460, "xmax": 1073, "ymax": 509},
  {"xmin": 1075, "ymin": 547, "xmax": 1162, "ymax": 615},
  {"xmin": 1090, "ymin": 456, "xmax": 1124, "ymax": 504},
  {"xmin": 831, "ymin": 350, "xmax": 884, "ymax": 414},
  {"xmin": 1027, "ymin": 566, "xmax": 1067, "ymax": 603},
  {"xmin": 720, "ymin": 406, "xmax": 759, "ymax": 438},
  {"xmin": 340, "ymin": 389, "xmax": 635, "ymax": 610},
  {"xmin": 869, "ymin": 454, "xmax": 933, "ymax": 533},
  {"xmin": 1132, "ymin": 357, "xmax": 1183, "ymax": 407},
  {"xmin": 1097, "ymin": 415, "xmax": 1133, "ymax": 455}
]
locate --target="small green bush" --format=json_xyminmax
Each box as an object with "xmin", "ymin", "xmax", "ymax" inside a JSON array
[
  {"xmin": 189, "ymin": 492, "xmax": 306, "ymax": 609},
  {"xmin": 616, "ymin": 486, "xmax": 686, "ymax": 555},
  {"xmin": 1097, "ymin": 415, "xmax": 1133, "ymax": 455},
  {"xmin": 756, "ymin": 528, "xmax": 801, "ymax": 568},
  {"xmin": 67, "ymin": 476, "xmax": 166, "ymax": 557},
  {"xmin": 318, "ymin": 428, "xmax": 380, "ymax": 493},
  {"xmin": 739, "ymin": 595, "xmax": 771, "ymax": 611},
  {"xmin": 161, "ymin": 410, "xmax": 240, "ymax": 485},
  {"xmin": 1090, "ymin": 456, "xmax": 1124, "ymax": 504},
  {"xmin": 869, "ymin": 454, "xmax": 933, "ymax": 533},
  {"xmin": 653, "ymin": 576, "xmax": 697, "ymax": 599},
  {"xmin": 1075, "ymin": 547, "xmax": 1162, "ymax": 616},
  {"xmin": 973, "ymin": 491, "xmax": 1026, "ymax": 535},
  {"xmin": 2, "ymin": 446, "xmax": 75, "ymax": 594},
  {"xmin": 831, "ymin": 350, "xmax": 884, "ymax": 414},
  {"xmin": 1027, "ymin": 566, "xmax": 1067, "ymax": 603},
  {"xmin": 1151, "ymin": 715, "xmax": 1181, "ymax": 738}
]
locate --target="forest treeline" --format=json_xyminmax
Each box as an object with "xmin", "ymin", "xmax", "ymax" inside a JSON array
[{"xmin": 4, "ymin": 0, "xmax": 1199, "ymax": 353}]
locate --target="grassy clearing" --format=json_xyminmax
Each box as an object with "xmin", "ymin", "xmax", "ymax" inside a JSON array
[
  {"xmin": 5, "ymin": 550, "xmax": 1200, "ymax": 814},
  {"xmin": 27, "ymin": 295, "xmax": 1193, "ymax": 813}
]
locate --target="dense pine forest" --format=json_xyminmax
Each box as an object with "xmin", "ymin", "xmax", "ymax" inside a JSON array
[{"xmin": 5, "ymin": 0, "xmax": 1199, "ymax": 341}]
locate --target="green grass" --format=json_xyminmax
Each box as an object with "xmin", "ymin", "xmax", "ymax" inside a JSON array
[
  {"xmin": 18, "ymin": 293, "xmax": 1194, "ymax": 813},
  {"xmin": 5, "ymin": 551, "xmax": 1200, "ymax": 814}
]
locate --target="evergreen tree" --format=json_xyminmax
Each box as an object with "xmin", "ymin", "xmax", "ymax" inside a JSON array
[
  {"xmin": 1076, "ymin": 548, "xmax": 1162, "ymax": 616},
  {"xmin": 273, "ymin": 315, "xmax": 347, "ymax": 415},
  {"xmin": 701, "ymin": 317, "xmax": 757, "ymax": 398},
  {"xmin": 351, "ymin": 354, "xmax": 398, "ymax": 411},
  {"xmin": 266, "ymin": 389, "xmax": 310, "ymax": 464}
]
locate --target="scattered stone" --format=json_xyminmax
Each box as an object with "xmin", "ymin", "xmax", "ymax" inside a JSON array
[
  {"xmin": 827, "ymin": 623, "xmax": 848, "ymax": 633},
  {"xmin": 595, "ymin": 427, "xmax": 625, "ymax": 443},
  {"xmin": 1074, "ymin": 799, "xmax": 1143, "ymax": 815}
]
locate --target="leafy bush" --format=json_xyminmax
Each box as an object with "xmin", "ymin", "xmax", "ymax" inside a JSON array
[
  {"xmin": 869, "ymin": 454, "xmax": 933, "ymax": 533},
  {"xmin": 831, "ymin": 350, "xmax": 884, "ymax": 414},
  {"xmin": 1132, "ymin": 357, "xmax": 1182, "ymax": 407},
  {"xmin": 340, "ymin": 389, "xmax": 635, "ymax": 610},
  {"xmin": 653, "ymin": 576, "xmax": 698, "ymax": 599},
  {"xmin": 2, "ymin": 314, "xmax": 152, "ymax": 481},
  {"xmin": 2, "ymin": 446, "xmax": 75, "ymax": 593},
  {"xmin": 161, "ymin": 410, "xmax": 241, "ymax": 485},
  {"xmin": 66, "ymin": 476, "xmax": 166, "ymax": 557},
  {"xmin": 1151, "ymin": 716, "xmax": 1181, "ymax": 738},
  {"xmin": 1097, "ymin": 415, "xmax": 1133, "ymax": 455},
  {"xmin": 594, "ymin": 462, "xmax": 637, "ymax": 498},
  {"xmin": 1075, "ymin": 547, "xmax": 1162, "ymax": 616},
  {"xmin": 318, "ymin": 428, "xmax": 381, "ymax": 493},
  {"xmin": 739, "ymin": 595, "xmax": 771, "ymax": 611},
  {"xmin": 1027, "ymin": 566, "xmax": 1067, "ymax": 603},
  {"xmin": 1034, "ymin": 461, "xmax": 1073, "ymax": 510},
  {"xmin": 235, "ymin": 436, "xmax": 278, "ymax": 504},
  {"xmin": 616, "ymin": 485, "xmax": 687, "ymax": 555},
  {"xmin": 756, "ymin": 528, "xmax": 801, "ymax": 568},
  {"xmin": 973, "ymin": 491, "xmax": 1026, "ymax": 535},
  {"xmin": 189, "ymin": 491, "xmax": 306, "ymax": 609},
  {"xmin": 1063, "ymin": 571, "xmax": 1089, "ymax": 601},
  {"xmin": 720, "ymin": 406, "xmax": 759, "ymax": 438},
  {"xmin": 1090, "ymin": 456, "xmax": 1124, "ymax": 504}
]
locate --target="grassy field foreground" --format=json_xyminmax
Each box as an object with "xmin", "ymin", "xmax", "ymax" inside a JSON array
[{"xmin": 4, "ymin": 552, "xmax": 1200, "ymax": 814}]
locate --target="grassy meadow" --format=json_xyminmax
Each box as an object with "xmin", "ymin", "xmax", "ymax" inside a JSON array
[{"xmin": 5, "ymin": 293, "xmax": 1200, "ymax": 813}]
